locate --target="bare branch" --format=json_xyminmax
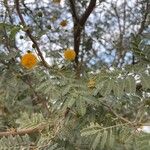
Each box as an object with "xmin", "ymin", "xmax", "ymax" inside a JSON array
[
  {"xmin": 15, "ymin": 0, "xmax": 49, "ymax": 68},
  {"xmin": 68, "ymin": 0, "xmax": 79, "ymax": 22},
  {"xmin": 69, "ymin": 0, "xmax": 98, "ymax": 76},
  {"xmin": 80, "ymin": 0, "xmax": 97, "ymax": 26},
  {"xmin": 138, "ymin": 1, "xmax": 149, "ymax": 35},
  {"xmin": 0, "ymin": 123, "xmax": 46, "ymax": 137}
]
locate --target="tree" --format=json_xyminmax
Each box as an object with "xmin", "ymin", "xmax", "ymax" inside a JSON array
[{"xmin": 0, "ymin": 0, "xmax": 150, "ymax": 149}]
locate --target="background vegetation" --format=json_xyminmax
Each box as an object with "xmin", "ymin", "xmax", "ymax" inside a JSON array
[{"xmin": 0, "ymin": 0, "xmax": 150, "ymax": 149}]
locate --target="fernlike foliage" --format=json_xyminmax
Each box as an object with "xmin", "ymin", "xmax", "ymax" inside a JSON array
[
  {"xmin": 0, "ymin": 0, "xmax": 150, "ymax": 150},
  {"xmin": 0, "ymin": 34, "xmax": 150, "ymax": 149}
]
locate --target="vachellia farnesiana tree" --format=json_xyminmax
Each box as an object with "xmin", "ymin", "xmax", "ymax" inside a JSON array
[{"xmin": 0, "ymin": 0, "xmax": 150, "ymax": 149}]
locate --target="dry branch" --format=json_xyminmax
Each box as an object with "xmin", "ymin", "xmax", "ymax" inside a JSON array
[
  {"xmin": 15, "ymin": 0, "xmax": 49, "ymax": 68},
  {"xmin": 0, "ymin": 123, "xmax": 46, "ymax": 137}
]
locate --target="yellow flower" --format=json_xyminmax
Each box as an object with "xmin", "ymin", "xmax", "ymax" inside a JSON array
[
  {"xmin": 60, "ymin": 20, "xmax": 68, "ymax": 27},
  {"xmin": 64, "ymin": 49, "xmax": 76, "ymax": 61},
  {"xmin": 88, "ymin": 79, "xmax": 95, "ymax": 88},
  {"xmin": 21, "ymin": 51, "xmax": 37, "ymax": 69},
  {"xmin": 53, "ymin": 0, "xmax": 61, "ymax": 4}
]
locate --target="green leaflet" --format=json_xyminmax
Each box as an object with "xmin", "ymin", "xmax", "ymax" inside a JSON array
[
  {"xmin": 81, "ymin": 129, "xmax": 99, "ymax": 137},
  {"xmin": 100, "ymin": 130, "xmax": 108, "ymax": 149},
  {"xmin": 62, "ymin": 85, "xmax": 71, "ymax": 96},
  {"xmin": 21, "ymin": 134, "xmax": 30, "ymax": 144},
  {"xmin": 91, "ymin": 131, "xmax": 101, "ymax": 150},
  {"xmin": 76, "ymin": 97, "xmax": 86, "ymax": 116},
  {"xmin": 81, "ymin": 122, "xmax": 101, "ymax": 137},
  {"xmin": 136, "ymin": 133, "xmax": 150, "ymax": 150},
  {"xmin": 143, "ymin": 45, "xmax": 150, "ymax": 61},
  {"xmin": 63, "ymin": 97, "xmax": 76, "ymax": 108},
  {"xmin": 93, "ymin": 77, "xmax": 109, "ymax": 96},
  {"xmin": 0, "ymin": 134, "xmax": 31, "ymax": 149},
  {"xmin": 124, "ymin": 76, "xmax": 136, "ymax": 94},
  {"xmin": 0, "ymin": 23, "xmax": 13, "ymax": 30},
  {"xmin": 108, "ymin": 129, "xmax": 115, "ymax": 149},
  {"xmin": 16, "ymin": 135, "xmax": 23, "ymax": 144},
  {"xmin": 113, "ymin": 79, "xmax": 125, "ymax": 98},
  {"xmin": 47, "ymin": 143, "xmax": 59, "ymax": 150},
  {"xmin": 81, "ymin": 95, "xmax": 97, "ymax": 105},
  {"xmin": 93, "ymin": 83, "xmax": 103, "ymax": 96},
  {"xmin": 141, "ymin": 74, "xmax": 150, "ymax": 89},
  {"xmin": 15, "ymin": 112, "xmax": 46, "ymax": 129},
  {"xmin": 100, "ymin": 79, "xmax": 113, "ymax": 96}
]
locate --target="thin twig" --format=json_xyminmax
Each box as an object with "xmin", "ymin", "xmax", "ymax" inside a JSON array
[
  {"xmin": 80, "ymin": 0, "xmax": 97, "ymax": 26},
  {"xmin": 68, "ymin": 0, "xmax": 79, "ymax": 22},
  {"xmin": 68, "ymin": 0, "xmax": 98, "ymax": 77},
  {"xmin": 0, "ymin": 123, "xmax": 46, "ymax": 137},
  {"xmin": 138, "ymin": 1, "xmax": 149, "ymax": 35},
  {"xmin": 15, "ymin": 0, "xmax": 49, "ymax": 68},
  {"xmin": 101, "ymin": 102, "xmax": 133, "ymax": 125}
]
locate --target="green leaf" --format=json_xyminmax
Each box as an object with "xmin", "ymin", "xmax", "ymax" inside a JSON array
[
  {"xmin": 49, "ymin": 143, "xmax": 59, "ymax": 150},
  {"xmin": 141, "ymin": 74, "xmax": 150, "ymax": 89},
  {"xmin": 76, "ymin": 98, "xmax": 86, "ymax": 116},
  {"xmin": 100, "ymin": 79, "xmax": 113, "ymax": 96},
  {"xmin": 100, "ymin": 79, "xmax": 114, "ymax": 96},
  {"xmin": 67, "ymin": 97, "xmax": 76, "ymax": 108},
  {"xmin": 81, "ymin": 123, "xmax": 101, "ymax": 137},
  {"xmin": 108, "ymin": 130, "xmax": 115, "ymax": 149},
  {"xmin": 100, "ymin": 130, "xmax": 108, "ymax": 149},
  {"xmin": 62, "ymin": 85, "xmax": 71, "ymax": 96},
  {"xmin": 81, "ymin": 129, "xmax": 99, "ymax": 137},
  {"xmin": 0, "ymin": 23, "xmax": 13, "ymax": 30},
  {"xmin": 125, "ymin": 76, "xmax": 136, "ymax": 94},
  {"xmin": 91, "ymin": 132, "xmax": 101, "ymax": 150},
  {"xmin": 113, "ymin": 79, "xmax": 125, "ymax": 98},
  {"xmin": 10, "ymin": 26, "xmax": 21, "ymax": 39}
]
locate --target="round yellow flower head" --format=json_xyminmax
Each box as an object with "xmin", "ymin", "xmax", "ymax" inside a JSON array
[
  {"xmin": 88, "ymin": 79, "xmax": 96, "ymax": 88},
  {"xmin": 64, "ymin": 49, "xmax": 76, "ymax": 61},
  {"xmin": 60, "ymin": 20, "xmax": 68, "ymax": 27},
  {"xmin": 21, "ymin": 51, "xmax": 37, "ymax": 69},
  {"xmin": 53, "ymin": 0, "xmax": 61, "ymax": 4}
]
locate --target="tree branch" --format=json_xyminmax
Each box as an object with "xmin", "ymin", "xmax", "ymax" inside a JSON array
[
  {"xmin": 68, "ymin": 0, "xmax": 79, "ymax": 22},
  {"xmin": 138, "ymin": 1, "xmax": 149, "ymax": 35},
  {"xmin": 68, "ymin": 0, "xmax": 101, "ymax": 77},
  {"xmin": 101, "ymin": 102, "xmax": 133, "ymax": 125},
  {"xmin": 15, "ymin": 0, "xmax": 49, "ymax": 68},
  {"xmin": 0, "ymin": 123, "xmax": 46, "ymax": 137},
  {"xmin": 80, "ymin": 0, "xmax": 97, "ymax": 26}
]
